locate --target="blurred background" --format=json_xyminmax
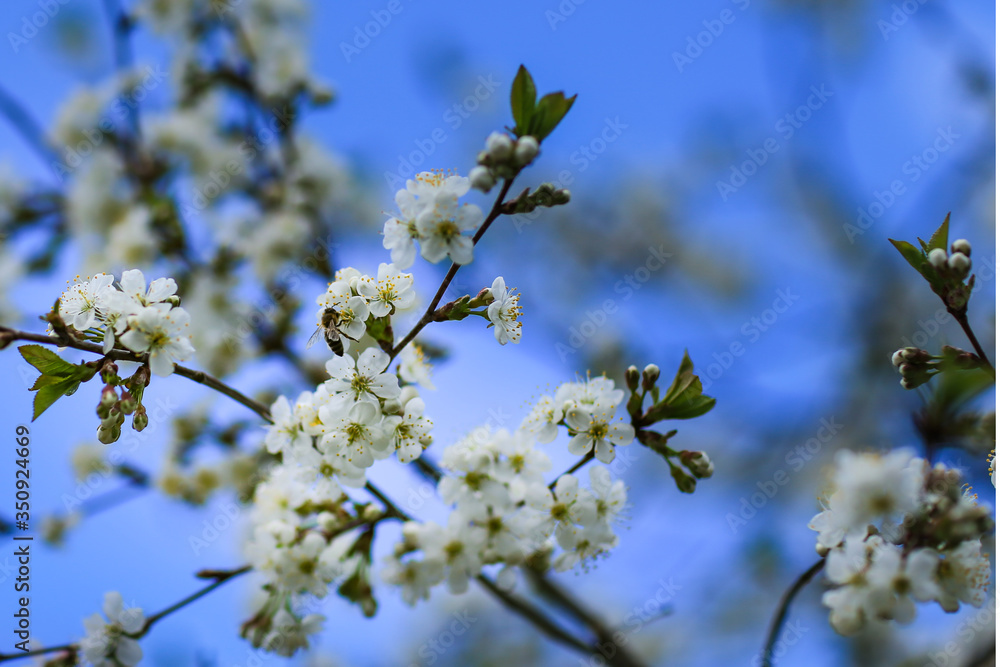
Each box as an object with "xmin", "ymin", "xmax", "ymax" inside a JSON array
[{"xmin": 0, "ymin": 0, "xmax": 994, "ymax": 665}]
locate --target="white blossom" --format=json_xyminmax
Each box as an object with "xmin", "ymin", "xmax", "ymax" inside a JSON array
[
  {"xmin": 356, "ymin": 263, "xmax": 415, "ymax": 318},
  {"xmin": 118, "ymin": 305, "xmax": 196, "ymax": 376},
  {"xmin": 59, "ymin": 273, "xmax": 114, "ymax": 331},
  {"xmin": 79, "ymin": 592, "xmax": 145, "ymax": 667},
  {"xmin": 324, "ymin": 347, "xmax": 400, "ymax": 407},
  {"xmin": 487, "ymin": 277, "xmax": 523, "ymax": 345}
]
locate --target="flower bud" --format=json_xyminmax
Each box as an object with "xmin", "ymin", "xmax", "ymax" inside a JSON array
[
  {"xmin": 891, "ymin": 349, "xmax": 906, "ymax": 368},
  {"xmin": 514, "ymin": 135, "xmax": 540, "ymax": 165},
  {"xmin": 362, "ymin": 504, "xmax": 382, "ymax": 522},
  {"xmin": 928, "ymin": 248, "xmax": 948, "ymax": 268},
  {"xmin": 469, "ymin": 165, "xmax": 496, "ymax": 192},
  {"xmin": 97, "ymin": 385, "xmax": 117, "ymax": 419},
  {"xmin": 119, "ymin": 390, "xmax": 137, "ymax": 415},
  {"xmin": 951, "ymin": 239, "xmax": 971, "ymax": 256},
  {"xmin": 948, "ymin": 251, "xmax": 971, "ymax": 276},
  {"xmin": 97, "ymin": 423, "xmax": 121, "ymax": 445},
  {"xmin": 670, "ymin": 465, "xmax": 697, "ymax": 494},
  {"xmin": 132, "ymin": 406, "xmax": 148, "ymax": 432},
  {"xmin": 641, "ymin": 363, "xmax": 660, "ymax": 391},
  {"xmin": 625, "ymin": 365, "xmax": 640, "ymax": 392},
  {"xmin": 486, "ymin": 132, "xmax": 513, "ymax": 160},
  {"xmin": 680, "ymin": 450, "xmax": 714, "ymax": 479}
]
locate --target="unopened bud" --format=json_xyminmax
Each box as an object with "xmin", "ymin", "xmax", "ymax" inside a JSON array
[
  {"xmin": 97, "ymin": 423, "xmax": 121, "ymax": 445},
  {"xmin": 132, "ymin": 406, "xmax": 148, "ymax": 432},
  {"xmin": 119, "ymin": 390, "xmax": 137, "ymax": 415},
  {"xmin": 951, "ymin": 239, "xmax": 971, "ymax": 256},
  {"xmin": 680, "ymin": 450, "xmax": 714, "ymax": 479},
  {"xmin": 362, "ymin": 504, "xmax": 382, "ymax": 522},
  {"xmin": 670, "ymin": 465, "xmax": 696, "ymax": 494},
  {"xmin": 469, "ymin": 165, "xmax": 496, "ymax": 192},
  {"xmin": 97, "ymin": 385, "xmax": 117, "ymax": 419},
  {"xmin": 514, "ymin": 135, "xmax": 539, "ymax": 165},
  {"xmin": 928, "ymin": 248, "xmax": 948, "ymax": 268},
  {"xmin": 948, "ymin": 251, "xmax": 971, "ymax": 276},
  {"xmin": 486, "ymin": 132, "xmax": 513, "ymax": 161},
  {"xmin": 625, "ymin": 365, "xmax": 640, "ymax": 392},
  {"xmin": 641, "ymin": 363, "xmax": 660, "ymax": 390}
]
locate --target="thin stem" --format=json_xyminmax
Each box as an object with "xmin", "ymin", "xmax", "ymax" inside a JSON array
[
  {"xmin": 389, "ymin": 177, "xmax": 516, "ymax": 361},
  {"xmin": 760, "ymin": 558, "xmax": 825, "ymax": 667},
  {"xmin": 949, "ymin": 308, "xmax": 995, "ymax": 378},
  {"xmin": 0, "ymin": 566, "xmax": 252, "ymax": 663},
  {"xmin": 525, "ymin": 568, "xmax": 646, "ymax": 667},
  {"xmin": 0, "ymin": 644, "xmax": 75, "ymax": 662},
  {"xmin": 0, "ymin": 327, "xmax": 273, "ymax": 423},
  {"xmin": 548, "ymin": 452, "xmax": 595, "ymax": 490},
  {"xmin": 475, "ymin": 574, "xmax": 594, "ymax": 656},
  {"xmin": 138, "ymin": 565, "xmax": 252, "ymax": 634}
]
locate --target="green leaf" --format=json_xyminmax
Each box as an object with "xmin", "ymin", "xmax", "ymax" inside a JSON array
[
  {"xmin": 888, "ymin": 238, "xmax": 944, "ymax": 290},
  {"xmin": 29, "ymin": 373, "xmax": 68, "ymax": 391},
  {"xmin": 661, "ymin": 350, "xmax": 698, "ymax": 405},
  {"xmin": 928, "ymin": 212, "xmax": 951, "ymax": 252},
  {"xmin": 18, "ymin": 344, "xmax": 79, "ymax": 376},
  {"xmin": 32, "ymin": 377, "xmax": 79, "ymax": 421},
  {"xmin": 510, "ymin": 65, "xmax": 537, "ymax": 135},
  {"xmin": 660, "ymin": 395, "xmax": 717, "ymax": 421},
  {"xmin": 528, "ymin": 92, "xmax": 577, "ymax": 141}
]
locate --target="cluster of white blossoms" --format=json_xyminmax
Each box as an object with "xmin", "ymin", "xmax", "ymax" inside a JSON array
[
  {"xmin": 382, "ymin": 171, "xmax": 483, "ymax": 268},
  {"xmin": 78, "ymin": 592, "xmax": 145, "ymax": 667},
  {"xmin": 809, "ymin": 449, "xmax": 993, "ymax": 635},
  {"xmin": 381, "ymin": 376, "xmax": 633, "ymax": 604},
  {"xmin": 313, "ymin": 264, "xmax": 417, "ymax": 353},
  {"xmin": 382, "ymin": 428, "xmax": 628, "ymax": 604},
  {"xmin": 520, "ymin": 376, "xmax": 635, "ymax": 463},
  {"xmin": 58, "ymin": 269, "xmax": 194, "ymax": 377}
]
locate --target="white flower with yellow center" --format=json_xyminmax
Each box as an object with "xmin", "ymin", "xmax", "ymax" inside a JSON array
[
  {"xmin": 59, "ymin": 273, "xmax": 114, "ymax": 331},
  {"xmin": 357, "ymin": 262, "xmax": 415, "ymax": 317},
  {"xmin": 564, "ymin": 406, "xmax": 634, "ymax": 464},
  {"xmin": 415, "ymin": 197, "xmax": 482, "ymax": 265},
  {"xmin": 119, "ymin": 305, "xmax": 195, "ymax": 377},
  {"xmin": 487, "ymin": 276, "xmax": 523, "ymax": 345}
]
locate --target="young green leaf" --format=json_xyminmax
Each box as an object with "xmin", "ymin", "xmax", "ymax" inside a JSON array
[
  {"xmin": 510, "ymin": 65, "xmax": 537, "ymax": 135},
  {"xmin": 529, "ymin": 92, "xmax": 577, "ymax": 141},
  {"xmin": 19, "ymin": 344, "xmax": 79, "ymax": 376},
  {"xmin": 32, "ymin": 377, "xmax": 80, "ymax": 420},
  {"xmin": 927, "ymin": 212, "xmax": 951, "ymax": 252}
]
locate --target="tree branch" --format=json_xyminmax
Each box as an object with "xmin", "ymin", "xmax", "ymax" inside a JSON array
[
  {"xmin": 759, "ymin": 558, "xmax": 825, "ymax": 667},
  {"xmin": 948, "ymin": 308, "xmax": 995, "ymax": 378},
  {"xmin": 0, "ymin": 327, "xmax": 273, "ymax": 423},
  {"xmin": 0, "ymin": 83, "xmax": 58, "ymax": 171},
  {"xmin": 0, "ymin": 566, "xmax": 251, "ymax": 663},
  {"xmin": 525, "ymin": 568, "xmax": 646, "ymax": 667},
  {"xmin": 389, "ymin": 177, "xmax": 517, "ymax": 361}
]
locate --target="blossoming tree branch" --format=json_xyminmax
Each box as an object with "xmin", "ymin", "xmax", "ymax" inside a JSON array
[
  {"xmin": 0, "ymin": 62, "xmax": 716, "ymax": 667},
  {"xmin": 0, "ymin": 2, "xmax": 992, "ymax": 665}
]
